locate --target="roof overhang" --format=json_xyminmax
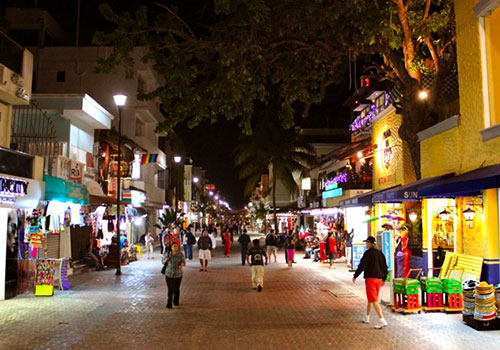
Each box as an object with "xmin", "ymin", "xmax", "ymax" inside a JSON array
[{"xmin": 32, "ymin": 93, "xmax": 114, "ymax": 130}]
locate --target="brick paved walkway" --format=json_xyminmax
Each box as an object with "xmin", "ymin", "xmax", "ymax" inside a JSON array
[{"xmin": 1, "ymin": 242, "xmax": 500, "ymax": 350}]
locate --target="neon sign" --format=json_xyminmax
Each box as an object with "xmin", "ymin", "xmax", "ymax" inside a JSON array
[
  {"xmin": 322, "ymin": 188, "xmax": 343, "ymax": 199},
  {"xmin": 333, "ymin": 173, "xmax": 348, "ymax": 184},
  {"xmin": 350, "ymin": 92, "xmax": 391, "ymax": 133},
  {"xmin": 324, "ymin": 179, "xmax": 338, "ymax": 191}
]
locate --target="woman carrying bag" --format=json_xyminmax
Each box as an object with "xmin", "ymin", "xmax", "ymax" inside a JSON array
[{"xmin": 161, "ymin": 242, "xmax": 186, "ymax": 309}]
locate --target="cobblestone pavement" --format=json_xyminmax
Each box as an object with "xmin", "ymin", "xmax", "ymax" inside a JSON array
[{"xmin": 2, "ymin": 242, "xmax": 500, "ymax": 350}]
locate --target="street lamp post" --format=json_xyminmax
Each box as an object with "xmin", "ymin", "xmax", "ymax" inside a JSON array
[
  {"xmin": 113, "ymin": 94, "xmax": 127, "ymax": 276},
  {"xmin": 173, "ymin": 156, "xmax": 181, "ymax": 213}
]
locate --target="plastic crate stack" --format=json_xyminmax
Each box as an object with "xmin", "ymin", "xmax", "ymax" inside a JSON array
[
  {"xmin": 393, "ymin": 278, "xmax": 421, "ymax": 313},
  {"xmin": 474, "ymin": 282, "xmax": 496, "ymax": 321},
  {"xmin": 442, "ymin": 278, "xmax": 463, "ymax": 312},
  {"xmin": 421, "ymin": 277, "xmax": 444, "ymax": 311}
]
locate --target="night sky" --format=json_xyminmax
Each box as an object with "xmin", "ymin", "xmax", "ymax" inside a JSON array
[{"xmin": 2, "ymin": 0, "xmax": 353, "ymax": 208}]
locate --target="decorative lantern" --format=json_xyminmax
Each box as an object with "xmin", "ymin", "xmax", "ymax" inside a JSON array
[
  {"xmin": 438, "ymin": 209, "xmax": 451, "ymax": 222},
  {"xmin": 463, "ymin": 207, "xmax": 476, "ymax": 228},
  {"xmin": 408, "ymin": 210, "xmax": 418, "ymax": 223}
]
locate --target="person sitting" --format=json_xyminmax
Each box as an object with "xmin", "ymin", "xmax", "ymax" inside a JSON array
[
  {"xmin": 303, "ymin": 236, "xmax": 315, "ymax": 259},
  {"xmin": 88, "ymin": 237, "xmax": 104, "ymax": 271}
]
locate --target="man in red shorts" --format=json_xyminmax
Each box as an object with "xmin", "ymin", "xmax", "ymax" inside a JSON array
[{"xmin": 352, "ymin": 236, "xmax": 388, "ymax": 329}]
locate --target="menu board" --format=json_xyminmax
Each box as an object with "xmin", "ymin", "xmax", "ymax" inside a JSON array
[
  {"xmin": 352, "ymin": 243, "xmax": 367, "ymax": 271},
  {"xmin": 35, "ymin": 259, "xmax": 55, "ymax": 296}
]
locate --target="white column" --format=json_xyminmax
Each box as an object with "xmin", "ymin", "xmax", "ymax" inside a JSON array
[{"xmin": 427, "ymin": 200, "xmax": 434, "ymax": 271}]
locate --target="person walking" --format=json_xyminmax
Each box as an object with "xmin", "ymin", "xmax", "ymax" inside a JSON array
[
  {"xmin": 345, "ymin": 229, "xmax": 354, "ymax": 268},
  {"xmin": 352, "ymin": 236, "xmax": 389, "ymax": 329},
  {"xmin": 327, "ymin": 231, "xmax": 337, "ymax": 269},
  {"xmin": 163, "ymin": 229, "xmax": 174, "ymax": 255},
  {"xmin": 238, "ymin": 229, "xmax": 251, "ymax": 265},
  {"xmin": 162, "ymin": 242, "xmax": 186, "ymax": 309},
  {"xmin": 246, "ymin": 239, "xmax": 268, "ymax": 292},
  {"xmin": 208, "ymin": 230, "xmax": 217, "ymax": 257},
  {"xmin": 145, "ymin": 232, "xmax": 154, "ymax": 259},
  {"xmin": 197, "ymin": 230, "xmax": 213, "ymax": 272},
  {"xmin": 265, "ymin": 229, "xmax": 278, "ymax": 263},
  {"xmin": 223, "ymin": 229, "xmax": 231, "ymax": 257},
  {"xmin": 158, "ymin": 230, "xmax": 165, "ymax": 255},
  {"xmin": 184, "ymin": 228, "xmax": 196, "ymax": 260},
  {"xmin": 286, "ymin": 234, "xmax": 296, "ymax": 268}
]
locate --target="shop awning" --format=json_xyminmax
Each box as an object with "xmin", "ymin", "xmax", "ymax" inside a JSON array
[
  {"xmin": 339, "ymin": 185, "xmax": 400, "ymax": 207},
  {"xmin": 89, "ymin": 194, "xmax": 128, "ymax": 206},
  {"xmin": 418, "ymin": 164, "xmax": 500, "ymax": 197},
  {"xmin": 43, "ymin": 175, "xmax": 89, "ymax": 205},
  {"xmin": 372, "ymin": 173, "xmax": 455, "ymax": 202}
]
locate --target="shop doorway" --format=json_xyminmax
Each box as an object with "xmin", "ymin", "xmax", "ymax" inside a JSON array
[{"xmin": 70, "ymin": 225, "xmax": 91, "ymax": 261}]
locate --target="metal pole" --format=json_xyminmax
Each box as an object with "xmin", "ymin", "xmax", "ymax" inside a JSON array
[
  {"xmin": 175, "ymin": 162, "xmax": 178, "ymax": 213},
  {"xmin": 116, "ymin": 107, "xmax": 122, "ymax": 275}
]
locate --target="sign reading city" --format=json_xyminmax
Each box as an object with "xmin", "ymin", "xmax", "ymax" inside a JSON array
[{"xmin": 0, "ymin": 176, "xmax": 28, "ymax": 204}]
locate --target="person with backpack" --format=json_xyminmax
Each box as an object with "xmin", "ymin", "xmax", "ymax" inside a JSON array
[
  {"xmin": 265, "ymin": 229, "xmax": 278, "ymax": 263},
  {"xmin": 183, "ymin": 228, "xmax": 196, "ymax": 260},
  {"xmin": 238, "ymin": 229, "xmax": 251, "ymax": 265},
  {"xmin": 246, "ymin": 239, "xmax": 268, "ymax": 292}
]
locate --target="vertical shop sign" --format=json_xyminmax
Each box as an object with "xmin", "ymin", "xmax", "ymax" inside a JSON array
[
  {"xmin": 352, "ymin": 243, "xmax": 367, "ymax": 271},
  {"xmin": 381, "ymin": 231, "xmax": 392, "ymax": 271}
]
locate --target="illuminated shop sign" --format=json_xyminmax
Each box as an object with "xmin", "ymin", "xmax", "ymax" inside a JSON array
[
  {"xmin": 350, "ymin": 92, "xmax": 390, "ymax": 133},
  {"xmin": 0, "ymin": 176, "xmax": 29, "ymax": 204},
  {"xmin": 322, "ymin": 188, "xmax": 343, "ymax": 199},
  {"xmin": 324, "ymin": 180, "xmax": 338, "ymax": 191}
]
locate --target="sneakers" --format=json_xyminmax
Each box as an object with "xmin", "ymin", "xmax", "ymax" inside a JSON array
[
  {"xmin": 374, "ymin": 318, "xmax": 388, "ymax": 329},
  {"xmin": 257, "ymin": 285, "xmax": 263, "ymax": 292},
  {"xmin": 362, "ymin": 315, "xmax": 370, "ymax": 324}
]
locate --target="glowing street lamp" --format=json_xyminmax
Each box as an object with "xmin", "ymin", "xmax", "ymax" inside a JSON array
[
  {"xmin": 193, "ymin": 177, "xmax": 199, "ymax": 183},
  {"xmin": 173, "ymin": 156, "xmax": 182, "ymax": 163},
  {"xmin": 418, "ymin": 90, "xmax": 429, "ymax": 100},
  {"xmin": 113, "ymin": 94, "xmax": 127, "ymax": 276}
]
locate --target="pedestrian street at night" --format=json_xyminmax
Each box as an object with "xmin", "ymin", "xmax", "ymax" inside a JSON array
[{"xmin": 1, "ymin": 242, "xmax": 499, "ymax": 350}]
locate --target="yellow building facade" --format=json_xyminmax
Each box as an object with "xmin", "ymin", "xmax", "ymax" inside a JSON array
[{"xmin": 417, "ymin": 0, "xmax": 500, "ymax": 283}]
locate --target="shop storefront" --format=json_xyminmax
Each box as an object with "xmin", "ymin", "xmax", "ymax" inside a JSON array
[
  {"xmin": 0, "ymin": 173, "xmax": 44, "ymax": 300},
  {"xmin": 418, "ymin": 164, "xmax": 500, "ymax": 284}
]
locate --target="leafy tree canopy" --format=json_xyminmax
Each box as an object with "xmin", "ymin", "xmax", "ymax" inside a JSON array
[{"xmin": 95, "ymin": 0, "xmax": 456, "ymax": 177}]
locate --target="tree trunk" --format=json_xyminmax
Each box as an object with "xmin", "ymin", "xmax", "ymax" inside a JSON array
[
  {"xmin": 272, "ymin": 167, "xmax": 278, "ymax": 234},
  {"xmin": 398, "ymin": 82, "xmax": 436, "ymax": 180}
]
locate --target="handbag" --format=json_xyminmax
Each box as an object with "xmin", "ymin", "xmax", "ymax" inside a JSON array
[{"xmin": 161, "ymin": 252, "xmax": 170, "ymax": 275}]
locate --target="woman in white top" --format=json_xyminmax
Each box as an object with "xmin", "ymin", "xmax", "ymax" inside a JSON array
[
  {"xmin": 145, "ymin": 232, "xmax": 154, "ymax": 259},
  {"xmin": 209, "ymin": 231, "xmax": 217, "ymax": 256}
]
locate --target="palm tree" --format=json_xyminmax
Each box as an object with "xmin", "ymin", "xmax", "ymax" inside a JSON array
[
  {"xmin": 155, "ymin": 208, "xmax": 184, "ymax": 232},
  {"xmin": 234, "ymin": 120, "xmax": 316, "ymax": 231}
]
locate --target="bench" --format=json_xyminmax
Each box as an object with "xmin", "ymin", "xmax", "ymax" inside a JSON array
[{"xmin": 439, "ymin": 252, "xmax": 483, "ymax": 281}]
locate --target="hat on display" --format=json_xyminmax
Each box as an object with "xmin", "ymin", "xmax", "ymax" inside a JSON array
[{"xmin": 363, "ymin": 236, "xmax": 376, "ymax": 244}]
